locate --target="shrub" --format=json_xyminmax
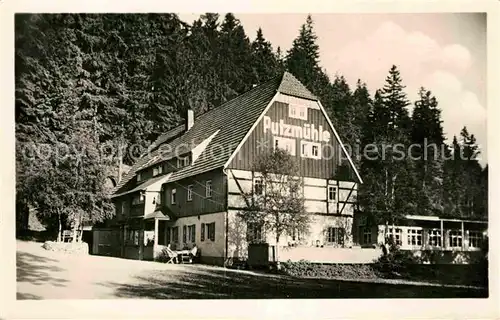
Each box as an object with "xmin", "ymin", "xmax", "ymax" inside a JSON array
[
  {"xmin": 280, "ymin": 260, "xmax": 379, "ymax": 279},
  {"xmin": 373, "ymin": 239, "xmax": 420, "ymax": 277}
]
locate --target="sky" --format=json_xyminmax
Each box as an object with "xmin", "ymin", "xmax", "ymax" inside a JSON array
[{"xmin": 179, "ymin": 13, "xmax": 487, "ymax": 164}]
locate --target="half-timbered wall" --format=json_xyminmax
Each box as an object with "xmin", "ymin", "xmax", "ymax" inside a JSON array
[{"xmin": 227, "ymin": 169, "xmax": 357, "ymax": 216}]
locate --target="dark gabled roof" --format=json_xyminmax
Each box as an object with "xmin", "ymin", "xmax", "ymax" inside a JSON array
[{"xmin": 148, "ymin": 124, "xmax": 185, "ymax": 152}]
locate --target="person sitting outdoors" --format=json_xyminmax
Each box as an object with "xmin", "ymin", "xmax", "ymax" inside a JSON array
[{"xmin": 189, "ymin": 244, "xmax": 199, "ymax": 263}]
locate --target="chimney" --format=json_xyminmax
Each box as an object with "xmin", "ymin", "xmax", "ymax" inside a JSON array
[{"xmin": 186, "ymin": 108, "xmax": 194, "ymax": 131}]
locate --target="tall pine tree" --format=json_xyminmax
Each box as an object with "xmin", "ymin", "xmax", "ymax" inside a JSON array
[
  {"xmin": 411, "ymin": 87, "xmax": 446, "ymax": 215},
  {"xmin": 250, "ymin": 27, "xmax": 279, "ymax": 84}
]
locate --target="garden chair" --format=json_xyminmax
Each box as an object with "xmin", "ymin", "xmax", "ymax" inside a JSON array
[{"xmin": 166, "ymin": 245, "xmax": 178, "ymax": 264}]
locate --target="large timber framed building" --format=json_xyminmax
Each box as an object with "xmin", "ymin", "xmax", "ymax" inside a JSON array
[
  {"xmin": 93, "ymin": 71, "xmax": 487, "ymax": 265},
  {"xmin": 94, "ymin": 72, "xmax": 363, "ymax": 265}
]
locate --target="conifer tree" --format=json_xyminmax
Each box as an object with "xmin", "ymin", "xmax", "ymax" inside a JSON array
[
  {"xmin": 250, "ymin": 27, "xmax": 279, "ymax": 84},
  {"xmin": 344, "ymin": 80, "xmax": 372, "ymax": 168},
  {"xmin": 411, "ymin": 87, "xmax": 445, "ymax": 214},
  {"xmin": 286, "ymin": 15, "xmax": 321, "ymax": 89},
  {"xmin": 359, "ymin": 66, "xmax": 417, "ymax": 231},
  {"xmin": 443, "ymin": 127, "xmax": 484, "ymax": 219},
  {"xmin": 218, "ymin": 13, "xmax": 254, "ymax": 96}
]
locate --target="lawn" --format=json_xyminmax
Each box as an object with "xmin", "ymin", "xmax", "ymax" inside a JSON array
[{"xmin": 16, "ymin": 240, "xmax": 487, "ymax": 299}]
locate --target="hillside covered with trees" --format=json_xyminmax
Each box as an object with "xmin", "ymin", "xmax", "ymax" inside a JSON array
[{"xmin": 15, "ymin": 13, "xmax": 488, "ymax": 237}]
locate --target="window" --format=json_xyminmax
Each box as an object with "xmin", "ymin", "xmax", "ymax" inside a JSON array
[
  {"xmin": 468, "ymin": 231, "xmax": 482, "ymax": 248},
  {"xmin": 254, "ymin": 178, "xmax": 264, "ymax": 196},
  {"xmin": 407, "ymin": 228, "xmax": 423, "ymax": 247},
  {"xmin": 312, "ymin": 145, "xmax": 319, "ymax": 157},
  {"xmin": 132, "ymin": 194, "xmax": 143, "ymax": 205},
  {"xmin": 388, "ymin": 227, "xmax": 402, "ymax": 246},
  {"xmin": 137, "ymin": 172, "xmax": 142, "ymax": 182},
  {"xmin": 188, "ymin": 225, "xmax": 196, "ymax": 242},
  {"xmin": 291, "ymin": 228, "xmax": 304, "ymax": 242},
  {"xmin": 362, "ymin": 227, "xmax": 372, "ymax": 244},
  {"xmin": 247, "ymin": 222, "xmax": 265, "ymax": 243},
  {"xmin": 182, "ymin": 225, "xmax": 187, "ymax": 243},
  {"xmin": 172, "ymin": 226, "xmax": 179, "ymax": 243},
  {"xmin": 289, "ymin": 104, "xmax": 307, "ymax": 120},
  {"xmin": 127, "ymin": 230, "xmax": 139, "ymax": 246},
  {"xmin": 326, "ymin": 227, "xmax": 344, "ymax": 245},
  {"xmin": 449, "ymin": 230, "xmax": 463, "ymax": 248},
  {"xmin": 187, "ymin": 185, "xmax": 193, "ymax": 201},
  {"xmin": 300, "ymin": 141, "xmax": 321, "ymax": 159},
  {"xmin": 273, "ymin": 136, "xmax": 296, "ymax": 156},
  {"xmin": 299, "ymin": 108, "xmax": 306, "ymax": 119},
  {"xmin": 121, "ymin": 201, "xmax": 126, "ymax": 216},
  {"xmin": 328, "ymin": 185, "xmax": 338, "ymax": 202},
  {"xmin": 153, "ymin": 165, "xmax": 163, "ymax": 176},
  {"xmin": 206, "ymin": 222, "xmax": 215, "ymax": 241},
  {"xmin": 428, "ymin": 229, "xmax": 441, "ymax": 247},
  {"xmin": 177, "ymin": 156, "xmax": 190, "ymax": 168},
  {"xmin": 171, "ymin": 188, "xmax": 177, "ymax": 204},
  {"xmin": 206, "ymin": 180, "xmax": 212, "ymax": 198},
  {"xmin": 201, "ymin": 223, "xmax": 205, "ymax": 241}
]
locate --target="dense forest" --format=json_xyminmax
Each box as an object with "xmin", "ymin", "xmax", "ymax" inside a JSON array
[{"xmin": 15, "ymin": 13, "xmax": 488, "ymax": 236}]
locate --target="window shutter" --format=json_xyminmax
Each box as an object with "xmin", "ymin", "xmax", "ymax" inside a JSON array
[
  {"xmin": 183, "ymin": 225, "xmax": 187, "ymax": 243},
  {"xmin": 201, "ymin": 223, "xmax": 205, "ymax": 241}
]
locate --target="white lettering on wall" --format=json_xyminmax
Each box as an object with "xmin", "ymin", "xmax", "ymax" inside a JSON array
[{"xmin": 263, "ymin": 116, "xmax": 331, "ymax": 143}]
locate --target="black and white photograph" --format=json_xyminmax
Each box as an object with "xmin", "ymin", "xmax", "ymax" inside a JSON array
[{"xmin": 2, "ymin": 1, "xmax": 499, "ymax": 319}]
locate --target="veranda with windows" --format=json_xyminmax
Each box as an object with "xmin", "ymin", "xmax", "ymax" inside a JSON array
[{"xmin": 356, "ymin": 214, "xmax": 487, "ymax": 251}]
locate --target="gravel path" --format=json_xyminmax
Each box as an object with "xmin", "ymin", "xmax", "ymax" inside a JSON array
[{"xmin": 16, "ymin": 241, "xmax": 487, "ymax": 299}]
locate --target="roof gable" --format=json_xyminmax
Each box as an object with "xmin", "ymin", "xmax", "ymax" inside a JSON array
[{"xmin": 278, "ymin": 72, "xmax": 317, "ymax": 101}]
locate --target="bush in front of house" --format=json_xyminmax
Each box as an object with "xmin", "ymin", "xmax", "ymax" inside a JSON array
[
  {"xmin": 372, "ymin": 236, "xmax": 421, "ymax": 278},
  {"xmin": 42, "ymin": 241, "xmax": 89, "ymax": 255},
  {"xmin": 280, "ymin": 259, "xmax": 380, "ymax": 279}
]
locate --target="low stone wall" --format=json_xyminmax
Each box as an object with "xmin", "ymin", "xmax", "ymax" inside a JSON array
[
  {"xmin": 279, "ymin": 246, "xmax": 382, "ymax": 264},
  {"xmin": 42, "ymin": 241, "xmax": 89, "ymax": 255}
]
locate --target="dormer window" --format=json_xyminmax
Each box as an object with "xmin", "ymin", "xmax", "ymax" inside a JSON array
[
  {"xmin": 177, "ymin": 155, "xmax": 191, "ymax": 168},
  {"xmin": 153, "ymin": 165, "xmax": 163, "ymax": 176}
]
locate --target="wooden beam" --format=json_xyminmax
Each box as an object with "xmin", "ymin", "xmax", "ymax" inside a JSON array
[
  {"xmin": 339, "ymin": 182, "xmax": 356, "ymax": 215},
  {"xmin": 229, "ymin": 169, "xmax": 252, "ymax": 208}
]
